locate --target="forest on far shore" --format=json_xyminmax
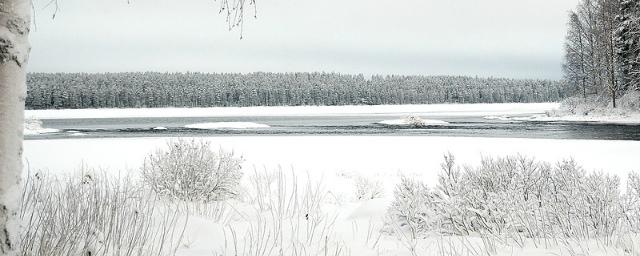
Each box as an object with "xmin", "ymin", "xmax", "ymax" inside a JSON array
[
  {"xmin": 563, "ymin": 0, "xmax": 639, "ymax": 107},
  {"xmin": 25, "ymin": 72, "xmax": 566, "ymax": 109}
]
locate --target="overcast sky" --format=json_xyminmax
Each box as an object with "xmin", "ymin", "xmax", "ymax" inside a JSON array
[{"xmin": 28, "ymin": 0, "xmax": 579, "ymax": 79}]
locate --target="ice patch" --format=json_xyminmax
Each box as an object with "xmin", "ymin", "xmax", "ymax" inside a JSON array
[
  {"xmin": 511, "ymin": 114, "xmax": 549, "ymax": 121},
  {"xmin": 483, "ymin": 115, "xmax": 512, "ymax": 121},
  {"xmin": 24, "ymin": 117, "xmax": 59, "ymax": 135},
  {"xmin": 185, "ymin": 122, "xmax": 270, "ymax": 129}
]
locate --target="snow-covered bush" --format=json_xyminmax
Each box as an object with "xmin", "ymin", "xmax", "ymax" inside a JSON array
[
  {"xmin": 386, "ymin": 154, "xmax": 627, "ymax": 243},
  {"xmin": 619, "ymin": 90, "xmax": 640, "ymax": 111},
  {"xmin": 436, "ymin": 153, "xmax": 463, "ymax": 198},
  {"xmin": 557, "ymin": 92, "xmax": 640, "ymax": 117},
  {"xmin": 459, "ymin": 155, "xmax": 551, "ymax": 237},
  {"xmin": 542, "ymin": 159, "xmax": 622, "ymax": 238},
  {"xmin": 244, "ymin": 168, "xmax": 324, "ymax": 218},
  {"xmin": 583, "ymin": 172, "xmax": 621, "ymax": 237},
  {"xmin": 218, "ymin": 169, "xmax": 345, "ymax": 256},
  {"xmin": 622, "ymin": 172, "xmax": 640, "ymax": 232},
  {"xmin": 141, "ymin": 139, "xmax": 243, "ymax": 202},
  {"xmin": 558, "ymin": 95, "xmax": 608, "ymax": 115},
  {"xmin": 20, "ymin": 170, "xmax": 185, "ymax": 256},
  {"xmin": 386, "ymin": 176, "xmax": 434, "ymax": 239},
  {"xmin": 432, "ymin": 153, "xmax": 474, "ymax": 236},
  {"xmin": 558, "ymin": 96, "xmax": 583, "ymax": 114},
  {"xmin": 354, "ymin": 176, "xmax": 384, "ymax": 200}
]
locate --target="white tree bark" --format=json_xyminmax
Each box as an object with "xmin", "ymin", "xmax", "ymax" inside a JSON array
[{"xmin": 0, "ymin": 0, "xmax": 30, "ymax": 255}]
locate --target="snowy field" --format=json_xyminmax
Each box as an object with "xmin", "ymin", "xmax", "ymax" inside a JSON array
[
  {"xmin": 24, "ymin": 136, "xmax": 640, "ymax": 185},
  {"xmin": 22, "ymin": 135, "xmax": 640, "ymax": 256},
  {"xmin": 21, "ymin": 102, "xmax": 640, "ymax": 256}
]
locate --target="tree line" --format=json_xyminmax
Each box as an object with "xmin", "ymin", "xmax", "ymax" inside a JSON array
[
  {"xmin": 26, "ymin": 72, "xmax": 566, "ymax": 109},
  {"xmin": 564, "ymin": 0, "xmax": 639, "ymax": 107}
]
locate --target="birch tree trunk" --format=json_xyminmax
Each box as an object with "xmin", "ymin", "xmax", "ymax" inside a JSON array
[{"xmin": 0, "ymin": 0, "xmax": 31, "ymax": 255}]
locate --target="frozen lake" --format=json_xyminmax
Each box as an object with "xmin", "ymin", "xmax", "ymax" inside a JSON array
[
  {"xmin": 24, "ymin": 103, "xmax": 640, "ymax": 141},
  {"xmin": 22, "ymin": 103, "xmax": 640, "ymax": 180}
]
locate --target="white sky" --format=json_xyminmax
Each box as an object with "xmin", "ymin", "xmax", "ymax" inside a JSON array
[{"xmin": 28, "ymin": 0, "xmax": 579, "ymax": 79}]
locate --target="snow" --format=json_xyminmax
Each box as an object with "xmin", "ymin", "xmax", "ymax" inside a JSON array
[
  {"xmin": 21, "ymin": 103, "xmax": 640, "ymax": 256},
  {"xmin": 24, "ymin": 102, "xmax": 558, "ymax": 119},
  {"xmin": 23, "ymin": 118, "xmax": 59, "ymax": 135},
  {"xmin": 185, "ymin": 122, "xmax": 270, "ymax": 129},
  {"xmin": 23, "ymin": 136, "xmax": 640, "ymax": 184},
  {"xmin": 378, "ymin": 118, "xmax": 449, "ymax": 126},
  {"xmin": 525, "ymin": 113, "xmax": 640, "ymax": 125},
  {"xmin": 485, "ymin": 113, "xmax": 640, "ymax": 125},
  {"xmin": 23, "ymin": 127, "xmax": 59, "ymax": 135},
  {"xmin": 22, "ymin": 135, "xmax": 640, "ymax": 256},
  {"xmin": 346, "ymin": 198, "xmax": 390, "ymax": 219}
]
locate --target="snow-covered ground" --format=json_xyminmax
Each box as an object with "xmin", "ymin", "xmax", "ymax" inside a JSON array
[
  {"xmin": 24, "ymin": 136, "xmax": 640, "ymax": 185},
  {"xmin": 484, "ymin": 110, "xmax": 640, "ymax": 124},
  {"xmin": 22, "ymin": 102, "xmax": 640, "ymax": 255},
  {"xmin": 482, "ymin": 98, "xmax": 640, "ymax": 125},
  {"xmin": 25, "ymin": 102, "xmax": 558, "ymax": 119},
  {"xmin": 22, "ymin": 136, "xmax": 640, "ymax": 256},
  {"xmin": 517, "ymin": 113, "xmax": 640, "ymax": 125}
]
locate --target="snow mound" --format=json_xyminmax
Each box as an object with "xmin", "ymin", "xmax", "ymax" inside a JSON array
[
  {"xmin": 24, "ymin": 117, "xmax": 59, "ymax": 135},
  {"xmin": 185, "ymin": 122, "xmax": 270, "ymax": 129},
  {"xmin": 379, "ymin": 116, "xmax": 449, "ymax": 127},
  {"xmin": 347, "ymin": 198, "xmax": 390, "ymax": 220}
]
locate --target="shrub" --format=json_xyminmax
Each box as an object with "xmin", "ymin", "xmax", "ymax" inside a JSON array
[
  {"xmin": 558, "ymin": 93, "xmax": 639, "ymax": 116},
  {"xmin": 20, "ymin": 170, "xmax": 185, "ymax": 256},
  {"xmin": 619, "ymin": 90, "xmax": 640, "ymax": 111},
  {"xmin": 354, "ymin": 176, "xmax": 384, "ymax": 200},
  {"xmin": 387, "ymin": 154, "xmax": 629, "ymax": 243},
  {"xmin": 559, "ymin": 95, "xmax": 607, "ymax": 115},
  {"xmin": 218, "ymin": 169, "xmax": 345, "ymax": 256},
  {"xmin": 559, "ymin": 96, "xmax": 583, "ymax": 114},
  {"xmin": 141, "ymin": 139, "xmax": 243, "ymax": 202},
  {"xmin": 622, "ymin": 172, "xmax": 640, "ymax": 232},
  {"xmin": 432, "ymin": 153, "xmax": 473, "ymax": 235},
  {"xmin": 387, "ymin": 176, "xmax": 434, "ymax": 239}
]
